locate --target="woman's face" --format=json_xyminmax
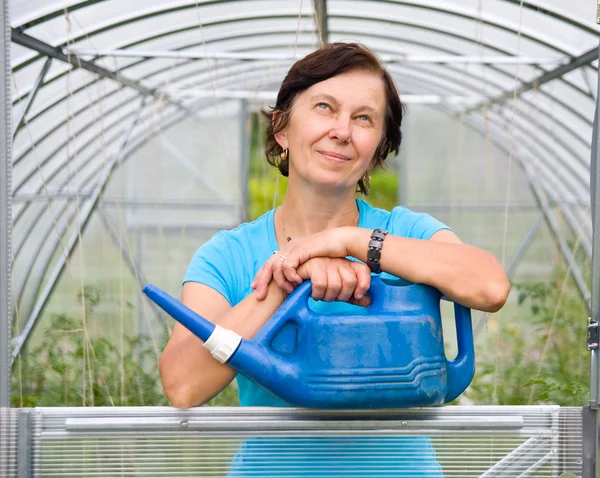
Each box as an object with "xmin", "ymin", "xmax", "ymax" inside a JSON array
[{"xmin": 276, "ymin": 69, "xmax": 386, "ymax": 192}]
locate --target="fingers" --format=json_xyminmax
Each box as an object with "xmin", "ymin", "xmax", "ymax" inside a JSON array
[
  {"xmin": 323, "ymin": 265, "xmax": 343, "ymax": 302},
  {"xmin": 309, "ymin": 259, "xmax": 328, "ymax": 301},
  {"xmin": 347, "ymin": 294, "xmax": 372, "ymax": 307},
  {"xmin": 273, "ymin": 266, "xmax": 295, "ymax": 295},
  {"xmin": 252, "ymin": 262, "xmax": 273, "ymax": 300},
  {"xmin": 350, "ymin": 262, "xmax": 372, "ymax": 301},
  {"xmin": 337, "ymin": 263, "xmax": 357, "ymax": 302},
  {"xmin": 252, "ymin": 253, "xmax": 295, "ymax": 300}
]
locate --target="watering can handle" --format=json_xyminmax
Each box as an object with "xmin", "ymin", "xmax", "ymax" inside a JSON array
[
  {"xmin": 255, "ymin": 276, "xmax": 387, "ymax": 345},
  {"xmin": 444, "ymin": 303, "xmax": 475, "ymax": 403}
]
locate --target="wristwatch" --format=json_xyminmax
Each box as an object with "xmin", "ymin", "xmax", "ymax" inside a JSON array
[{"xmin": 367, "ymin": 228, "xmax": 388, "ymax": 273}]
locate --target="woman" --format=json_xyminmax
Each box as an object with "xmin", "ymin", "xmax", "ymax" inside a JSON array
[{"xmin": 159, "ymin": 42, "xmax": 510, "ymax": 477}]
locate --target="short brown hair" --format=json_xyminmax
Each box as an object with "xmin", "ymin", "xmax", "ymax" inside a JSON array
[{"xmin": 262, "ymin": 42, "xmax": 404, "ymax": 195}]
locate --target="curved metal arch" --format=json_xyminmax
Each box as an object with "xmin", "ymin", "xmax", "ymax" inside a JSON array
[
  {"xmin": 14, "ymin": 90, "xmax": 232, "ymax": 254},
  {"xmin": 12, "ymin": 0, "xmax": 593, "ymax": 70},
  {"xmin": 470, "ymin": 115, "xmax": 594, "ymax": 256},
  {"xmin": 460, "ymin": 114, "xmax": 593, "ymax": 300},
  {"xmin": 140, "ymin": 45, "xmax": 592, "ymax": 199},
  {"xmin": 13, "ymin": 89, "xmax": 145, "ymax": 195},
  {"xmin": 15, "ymin": 200, "xmax": 80, "ymax": 314},
  {"xmin": 13, "ymin": 21, "xmax": 592, "ymax": 171},
  {"xmin": 12, "ymin": 82, "xmax": 134, "ymax": 166},
  {"xmin": 10, "ymin": 0, "xmax": 590, "ymax": 106},
  {"xmin": 12, "ymin": 8, "xmax": 593, "ymax": 156},
  {"xmin": 12, "ymin": 94, "xmax": 230, "ymax": 347},
  {"xmin": 12, "ymin": 48, "xmax": 592, "ymax": 220},
  {"xmin": 8, "ymin": 1, "xmax": 596, "ymax": 254},
  {"xmin": 12, "ymin": 4, "xmax": 315, "ymax": 72},
  {"xmin": 12, "ymin": 27, "xmax": 586, "ymax": 176},
  {"xmin": 167, "ymin": 55, "xmax": 591, "ymax": 199}
]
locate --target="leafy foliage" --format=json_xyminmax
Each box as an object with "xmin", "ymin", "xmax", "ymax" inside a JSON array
[
  {"xmin": 12, "ymin": 286, "xmax": 240, "ymax": 407},
  {"xmin": 466, "ymin": 272, "xmax": 590, "ymax": 406}
]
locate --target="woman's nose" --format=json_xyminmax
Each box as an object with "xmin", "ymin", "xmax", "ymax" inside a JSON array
[{"xmin": 328, "ymin": 118, "xmax": 351, "ymax": 143}]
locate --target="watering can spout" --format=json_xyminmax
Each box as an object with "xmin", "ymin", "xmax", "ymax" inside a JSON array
[
  {"xmin": 142, "ymin": 284, "xmax": 215, "ymax": 342},
  {"xmin": 142, "ymin": 284, "xmax": 289, "ymax": 389}
]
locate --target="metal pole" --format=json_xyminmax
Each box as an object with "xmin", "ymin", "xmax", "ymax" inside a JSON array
[
  {"xmin": 474, "ymin": 215, "xmax": 544, "ymax": 336},
  {"xmin": 1, "ymin": 1, "xmax": 13, "ymax": 475},
  {"xmin": 1, "ymin": 0, "xmax": 12, "ymax": 408},
  {"xmin": 17, "ymin": 409, "xmax": 32, "ymax": 478},
  {"xmin": 463, "ymin": 46, "xmax": 599, "ymax": 115},
  {"xmin": 96, "ymin": 205, "xmax": 165, "ymax": 328},
  {"xmin": 520, "ymin": 161, "xmax": 591, "ymax": 314},
  {"xmin": 313, "ymin": 0, "xmax": 329, "ymax": 45},
  {"xmin": 11, "ymin": 29, "xmax": 197, "ymax": 117},
  {"xmin": 582, "ymin": 9, "xmax": 600, "ymax": 478},
  {"xmin": 64, "ymin": 48, "xmax": 564, "ymax": 65},
  {"xmin": 239, "ymin": 99, "xmax": 250, "ymax": 223},
  {"xmin": 589, "ymin": 15, "xmax": 600, "ymax": 411},
  {"xmin": 12, "ymin": 57, "xmax": 52, "ymax": 138}
]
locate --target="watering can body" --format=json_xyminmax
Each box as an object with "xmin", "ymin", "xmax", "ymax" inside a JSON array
[{"xmin": 144, "ymin": 277, "xmax": 475, "ymax": 409}]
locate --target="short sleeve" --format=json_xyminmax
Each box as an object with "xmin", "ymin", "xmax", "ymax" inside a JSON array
[
  {"xmin": 390, "ymin": 207, "xmax": 451, "ymax": 240},
  {"xmin": 182, "ymin": 232, "xmax": 235, "ymax": 306}
]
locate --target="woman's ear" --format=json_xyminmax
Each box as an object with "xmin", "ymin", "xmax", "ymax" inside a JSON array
[{"xmin": 273, "ymin": 111, "xmax": 288, "ymax": 150}]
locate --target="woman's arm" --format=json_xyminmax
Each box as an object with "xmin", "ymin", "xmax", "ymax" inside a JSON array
[
  {"xmin": 159, "ymin": 280, "xmax": 286, "ymax": 408},
  {"xmin": 344, "ymin": 227, "xmax": 510, "ymax": 312}
]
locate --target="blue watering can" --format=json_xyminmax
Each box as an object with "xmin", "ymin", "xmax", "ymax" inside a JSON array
[{"xmin": 143, "ymin": 277, "xmax": 475, "ymax": 408}]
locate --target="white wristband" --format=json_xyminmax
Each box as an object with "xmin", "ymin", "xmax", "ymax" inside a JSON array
[{"xmin": 202, "ymin": 325, "xmax": 243, "ymax": 364}]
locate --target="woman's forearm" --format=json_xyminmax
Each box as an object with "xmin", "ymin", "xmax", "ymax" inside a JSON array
[
  {"xmin": 346, "ymin": 227, "xmax": 510, "ymax": 312},
  {"xmin": 159, "ymin": 281, "xmax": 286, "ymax": 408}
]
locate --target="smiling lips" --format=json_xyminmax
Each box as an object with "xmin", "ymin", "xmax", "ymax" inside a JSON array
[{"xmin": 318, "ymin": 150, "xmax": 351, "ymax": 162}]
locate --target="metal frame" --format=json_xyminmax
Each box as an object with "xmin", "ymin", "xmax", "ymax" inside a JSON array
[
  {"xmin": 65, "ymin": 47, "xmax": 566, "ymax": 65},
  {"xmin": 11, "ymin": 96, "xmax": 149, "ymax": 359},
  {"xmin": 474, "ymin": 215, "xmax": 544, "ymax": 336},
  {"xmin": 14, "ymin": 405, "xmax": 584, "ymax": 477},
  {"xmin": 1, "ymin": 1, "xmax": 600, "ymax": 475},
  {"xmin": 10, "ymin": 30, "xmax": 197, "ymax": 117},
  {"xmin": 9, "ymin": 23, "xmax": 592, "ymax": 209},
  {"xmin": 95, "ymin": 205, "xmax": 167, "ymax": 330},
  {"xmin": 10, "ymin": 93, "xmax": 242, "ymax": 356},
  {"xmin": 1, "ymin": 0, "xmax": 12, "ymax": 408},
  {"xmin": 12, "ymin": 57, "xmax": 51, "ymax": 139},
  {"xmin": 313, "ymin": 0, "xmax": 328, "ymax": 45},
  {"xmin": 463, "ymin": 45, "xmax": 599, "ymax": 115}
]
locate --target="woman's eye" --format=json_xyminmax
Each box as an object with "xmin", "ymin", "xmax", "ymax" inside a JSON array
[
  {"xmin": 358, "ymin": 115, "xmax": 371, "ymax": 122},
  {"xmin": 317, "ymin": 102, "xmax": 330, "ymax": 110}
]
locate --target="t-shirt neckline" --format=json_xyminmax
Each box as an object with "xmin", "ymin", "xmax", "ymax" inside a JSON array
[{"xmin": 268, "ymin": 199, "xmax": 366, "ymax": 253}]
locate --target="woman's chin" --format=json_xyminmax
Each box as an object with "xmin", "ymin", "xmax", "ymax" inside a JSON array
[{"xmin": 310, "ymin": 171, "xmax": 357, "ymax": 191}]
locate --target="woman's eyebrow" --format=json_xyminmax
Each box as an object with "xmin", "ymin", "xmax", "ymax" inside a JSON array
[
  {"xmin": 309, "ymin": 94, "xmax": 339, "ymax": 105},
  {"xmin": 310, "ymin": 94, "xmax": 381, "ymax": 114}
]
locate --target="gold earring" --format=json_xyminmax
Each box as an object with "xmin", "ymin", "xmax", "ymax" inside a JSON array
[
  {"xmin": 281, "ymin": 148, "xmax": 288, "ymax": 161},
  {"xmin": 363, "ymin": 170, "xmax": 371, "ymax": 182}
]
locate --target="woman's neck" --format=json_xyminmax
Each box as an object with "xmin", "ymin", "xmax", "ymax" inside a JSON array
[{"xmin": 277, "ymin": 187, "xmax": 360, "ymax": 242}]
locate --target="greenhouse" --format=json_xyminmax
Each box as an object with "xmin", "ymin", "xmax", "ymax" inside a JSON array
[{"xmin": 1, "ymin": 0, "xmax": 600, "ymax": 476}]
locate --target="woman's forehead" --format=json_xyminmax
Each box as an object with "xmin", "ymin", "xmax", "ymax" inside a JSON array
[{"xmin": 298, "ymin": 71, "xmax": 386, "ymax": 110}]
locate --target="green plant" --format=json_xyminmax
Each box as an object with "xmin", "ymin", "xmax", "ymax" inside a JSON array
[
  {"xmin": 467, "ymin": 272, "xmax": 590, "ymax": 406},
  {"xmin": 11, "ymin": 286, "xmax": 240, "ymax": 407}
]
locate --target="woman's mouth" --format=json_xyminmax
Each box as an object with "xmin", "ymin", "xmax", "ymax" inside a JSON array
[{"xmin": 318, "ymin": 150, "xmax": 351, "ymax": 163}]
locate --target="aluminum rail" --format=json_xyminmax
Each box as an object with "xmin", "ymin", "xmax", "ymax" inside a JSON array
[
  {"xmin": 64, "ymin": 48, "xmax": 566, "ymax": 65},
  {"xmin": 0, "ymin": 0, "xmax": 12, "ymax": 409},
  {"xmin": 12, "ymin": 57, "xmax": 52, "ymax": 138},
  {"xmin": 464, "ymin": 46, "xmax": 599, "ymax": 114},
  {"xmin": 10, "ymin": 29, "xmax": 198, "ymax": 117}
]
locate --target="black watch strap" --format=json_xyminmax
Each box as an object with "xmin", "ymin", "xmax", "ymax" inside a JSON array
[{"xmin": 367, "ymin": 228, "xmax": 388, "ymax": 273}]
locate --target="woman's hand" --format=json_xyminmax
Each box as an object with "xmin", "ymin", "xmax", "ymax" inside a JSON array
[
  {"xmin": 252, "ymin": 256, "xmax": 372, "ymax": 307},
  {"xmin": 254, "ymin": 228, "xmax": 354, "ymax": 295}
]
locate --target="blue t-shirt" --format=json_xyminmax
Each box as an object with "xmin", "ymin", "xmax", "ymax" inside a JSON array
[{"xmin": 183, "ymin": 199, "xmax": 449, "ymax": 477}]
